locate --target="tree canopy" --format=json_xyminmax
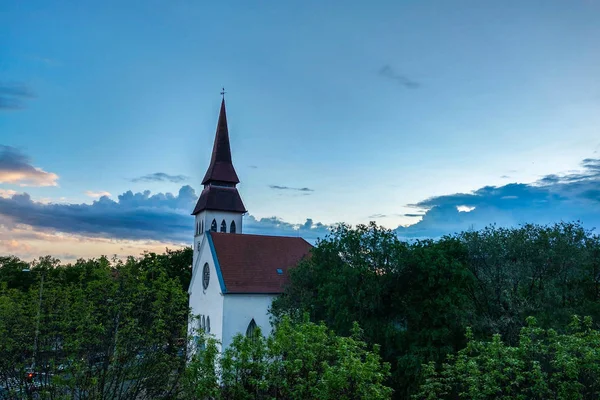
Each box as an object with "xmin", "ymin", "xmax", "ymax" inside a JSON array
[
  {"xmin": 272, "ymin": 221, "xmax": 600, "ymax": 398},
  {"xmin": 185, "ymin": 315, "xmax": 393, "ymax": 400}
]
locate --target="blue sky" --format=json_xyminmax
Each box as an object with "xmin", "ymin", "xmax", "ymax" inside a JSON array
[{"xmin": 1, "ymin": 1, "xmax": 600, "ymax": 260}]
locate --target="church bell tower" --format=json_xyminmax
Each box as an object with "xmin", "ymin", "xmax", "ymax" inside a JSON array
[{"xmin": 192, "ymin": 95, "xmax": 247, "ymax": 264}]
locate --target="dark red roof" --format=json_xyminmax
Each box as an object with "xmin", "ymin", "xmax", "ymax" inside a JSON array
[
  {"xmin": 208, "ymin": 232, "xmax": 313, "ymax": 294},
  {"xmin": 192, "ymin": 185, "xmax": 247, "ymax": 215},
  {"xmin": 201, "ymin": 99, "xmax": 240, "ymax": 185}
]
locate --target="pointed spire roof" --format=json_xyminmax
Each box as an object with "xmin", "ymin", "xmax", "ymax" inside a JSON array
[{"xmin": 201, "ymin": 99, "xmax": 240, "ymax": 185}]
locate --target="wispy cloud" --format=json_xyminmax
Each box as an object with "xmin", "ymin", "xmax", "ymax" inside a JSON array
[
  {"xmin": 269, "ymin": 185, "xmax": 314, "ymax": 192},
  {"xmin": 378, "ymin": 65, "xmax": 420, "ymax": 89},
  {"xmin": 84, "ymin": 190, "xmax": 111, "ymax": 198},
  {"xmin": 368, "ymin": 213, "xmax": 388, "ymax": 219},
  {"xmin": 0, "ymin": 146, "xmax": 59, "ymax": 186},
  {"xmin": 131, "ymin": 172, "xmax": 188, "ymax": 183},
  {"xmin": 0, "ymin": 82, "xmax": 36, "ymax": 110}
]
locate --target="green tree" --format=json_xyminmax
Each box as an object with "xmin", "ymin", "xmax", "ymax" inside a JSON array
[
  {"xmin": 271, "ymin": 222, "xmax": 475, "ymax": 398},
  {"xmin": 415, "ymin": 316, "xmax": 600, "ymax": 400},
  {"xmin": 0, "ymin": 249, "xmax": 192, "ymax": 399},
  {"xmin": 456, "ymin": 222, "xmax": 600, "ymax": 343},
  {"xmin": 185, "ymin": 316, "xmax": 393, "ymax": 400}
]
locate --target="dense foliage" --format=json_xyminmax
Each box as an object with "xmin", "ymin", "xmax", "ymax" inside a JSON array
[
  {"xmin": 271, "ymin": 221, "xmax": 600, "ymax": 398},
  {"xmin": 416, "ymin": 316, "xmax": 600, "ymax": 399},
  {"xmin": 0, "ymin": 249, "xmax": 192, "ymax": 399},
  {"xmin": 185, "ymin": 315, "xmax": 393, "ymax": 400}
]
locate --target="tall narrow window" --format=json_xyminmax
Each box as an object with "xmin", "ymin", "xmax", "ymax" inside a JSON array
[
  {"xmin": 230, "ymin": 220, "xmax": 236, "ymax": 234},
  {"xmin": 220, "ymin": 220, "xmax": 227, "ymax": 233},
  {"xmin": 201, "ymin": 220, "xmax": 204, "ymax": 233},
  {"xmin": 202, "ymin": 263, "xmax": 210, "ymax": 290},
  {"xmin": 211, "ymin": 219, "xmax": 217, "ymax": 232},
  {"xmin": 246, "ymin": 319, "xmax": 257, "ymax": 339},
  {"xmin": 206, "ymin": 316, "xmax": 211, "ymax": 333},
  {"xmin": 202, "ymin": 315, "xmax": 206, "ymax": 331}
]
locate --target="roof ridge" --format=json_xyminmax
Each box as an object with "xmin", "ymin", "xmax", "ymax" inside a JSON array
[{"xmin": 210, "ymin": 231, "xmax": 313, "ymax": 243}]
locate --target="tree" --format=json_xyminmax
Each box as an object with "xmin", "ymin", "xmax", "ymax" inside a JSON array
[
  {"xmin": 185, "ymin": 315, "xmax": 393, "ymax": 400},
  {"xmin": 456, "ymin": 222, "xmax": 600, "ymax": 343},
  {"xmin": 0, "ymin": 249, "xmax": 192, "ymax": 399},
  {"xmin": 415, "ymin": 316, "xmax": 600, "ymax": 400},
  {"xmin": 271, "ymin": 222, "xmax": 475, "ymax": 398}
]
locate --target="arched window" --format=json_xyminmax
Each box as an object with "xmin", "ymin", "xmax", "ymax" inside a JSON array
[
  {"xmin": 220, "ymin": 219, "xmax": 227, "ymax": 233},
  {"xmin": 211, "ymin": 219, "xmax": 217, "ymax": 232},
  {"xmin": 246, "ymin": 319, "xmax": 257, "ymax": 339},
  {"xmin": 206, "ymin": 316, "xmax": 211, "ymax": 333},
  {"xmin": 202, "ymin": 315, "xmax": 206, "ymax": 331},
  {"xmin": 230, "ymin": 220, "xmax": 236, "ymax": 234}
]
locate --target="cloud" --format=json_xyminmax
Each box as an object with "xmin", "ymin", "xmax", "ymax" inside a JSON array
[
  {"xmin": 0, "ymin": 189, "xmax": 18, "ymax": 198},
  {"xmin": 244, "ymin": 216, "xmax": 331, "ymax": 244},
  {"xmin": 0, "ymin": 146, "xmax": 59, "ymax": 186},
  {"xmin": 378, "ymin": 65, "xmax": 420, "ymax": 89},
  {"xmin": 269, "ymin": 185, "xmax": 314, "ymax": 192},
  {"xmin": 0, "ymin": 185, "xmax": 332, "ymax": 247},
  {"xmin": 0, "ymin": 82, "xmax": 36, "ymax": 110},
  {"xmin": 131, "ymin": 172, "xmax": 188, "ymax": 183},
  {"xmin": 84, "ymin": 190, "xmax": 111, "ymax": 198},
  {"xmin": 396, "ymin": 157, "xmax": 600, "ymax": 239},
  {"xmin": 368, "ymin": 213, "xmax": 388, "ymax": 218},
  {"xmin": 0, "ymin": 218, "xmax": 183, "ymax": 262}
]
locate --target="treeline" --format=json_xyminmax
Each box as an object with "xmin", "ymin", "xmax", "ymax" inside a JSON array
[
  {"xmin": 2, "ymin": 221, "xmax": 600, "ymax": 399},
  {"xmin": 271, "ymin": 221, "xmax": 600, "ymax": 398}
]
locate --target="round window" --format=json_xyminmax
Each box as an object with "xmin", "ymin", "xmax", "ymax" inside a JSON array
[{"xmin": 202, "ymin": 263, "xmax": 210, "ymax": 290}]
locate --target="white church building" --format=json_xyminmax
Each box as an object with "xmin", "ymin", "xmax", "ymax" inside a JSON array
[{"xmin": 188, "ymin": 97, "xmax": 313, "ymax": 349}]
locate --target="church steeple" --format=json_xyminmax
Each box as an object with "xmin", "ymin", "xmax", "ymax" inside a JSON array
[
  {"xmin": 192, "ymin": 95, "xmax": 246, "ymax": 216},
  {"xmin": 201, "ymin": 99, "xmax": 240, "ymax": 185}
]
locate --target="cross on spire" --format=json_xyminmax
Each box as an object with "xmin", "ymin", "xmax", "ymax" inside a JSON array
[{"xmin": 220, "ymin": 87, "xmax": 226, "ymax": 99}]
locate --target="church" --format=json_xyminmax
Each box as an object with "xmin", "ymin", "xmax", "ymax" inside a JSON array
[{"xmin": 188, "ymin": 96, "xmax": 313, "ymax": 350}]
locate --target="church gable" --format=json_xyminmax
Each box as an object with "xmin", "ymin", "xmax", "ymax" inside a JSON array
[{"xmin": 208, "ymin": 231, "xmax": 313, "ymax": 294}]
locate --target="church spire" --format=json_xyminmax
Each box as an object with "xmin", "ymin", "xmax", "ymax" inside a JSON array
[
  {"xmin": 192, "ymin": 94, "xmax": 246, "ymax": 216},
  {"xmin": 201, "ymin": 97, "xmax": 240, "ymax": 185}
]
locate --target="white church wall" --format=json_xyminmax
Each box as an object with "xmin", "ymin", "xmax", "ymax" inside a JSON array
[
  {"xmin": 221, "ymin": 294, "xmax": 277, "ymax": 349},
  {"xmin": 189, "ymin": 237, "xmax": 225, "ymax": 349}
]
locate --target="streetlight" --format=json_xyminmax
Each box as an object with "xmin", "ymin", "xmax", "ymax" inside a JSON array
[{"xmin": 22, "ymin": 268, "xmax": 43, "ymax": 370}]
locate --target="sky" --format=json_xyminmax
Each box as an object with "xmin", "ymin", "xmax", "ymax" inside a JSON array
[{"xmin": 1, "ymin": 0, "xmax": 600, "ymax": 261}]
